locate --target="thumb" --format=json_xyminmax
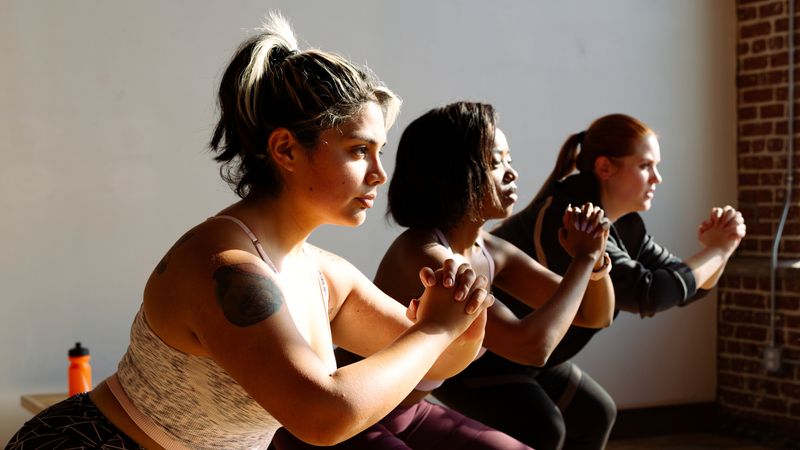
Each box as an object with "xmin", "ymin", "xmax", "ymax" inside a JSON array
[{"xmin": 406, "ymin": 299, "xmax": 419, "ymax": 321}]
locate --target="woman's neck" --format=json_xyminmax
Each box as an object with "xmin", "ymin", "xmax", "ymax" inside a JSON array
[
  {"xmin": 443, "ymin": 220, "xmax": 484, "ymax": 255},
  {"xmin": 598, "ymin": 187, "xmax": 625, "ymax": 223},
  {"xmin": 221, "ymin": 196, "xmax": 315, "ymax": 270}
]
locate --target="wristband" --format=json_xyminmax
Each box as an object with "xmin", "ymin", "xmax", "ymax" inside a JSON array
[{"xmin": 590, "ymin": 252, "xmax": 611, "ymax": 281}]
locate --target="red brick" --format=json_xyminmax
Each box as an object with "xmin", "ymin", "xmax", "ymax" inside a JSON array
[
  {"xmin": 719, "ymin": 373, "xmax": 746, "ymax": 389},
  {"xmin": 730, "ymin": 292, "xmax": 768, "ymax": 309},
  {"xmin": 739, "ymin": 172, "xmax": 761, "ymax": 186},
  {"xmin": 757, "ymin": 204, "xmax": 783, "ymax": 219},
  {"xmin": 759, "ymin": 238, "xmax": 776, "ymax": 253},
  {"xmin": 722, "ymin": 340, "xmax": 763, "ymax": 357},
  {"xmin": 742, "ymin": 21, "xmax": 772, "ymax": 38},
  {"xmin": 739, "ymin": 106, "xmax": 758, "ymax": 119},
  {"xmin": 760, "ymin": 170, "xmax": 784, "ymax": 183},
  {"xmin": 738, "ymin": 42, "xmax": 751, "ymax": 56},
  {"xmin": 736, "ymin": 325, "xmax": 769, "ymax": 342},
  {"xmin": 752, "ymin": 39, "xmax": 767, "ymax": 54},
  {"xmin": 719, "ymin": 389, "xmax": 757, "ymax": 408},
  {"xmin": 741, "ymin": 155, "xmax": 775, "ymax": 169},
  {"xmin": 748, "ymin": 377, "xmax": 781, "ymax": 395},
  {"xmin": 783, "ymin": 239, "xmax": 800, "ymax": 254},
  {"xmin": 748, "ymin": 222, "xmax": 774, "ymax": 236},
  {"xmin": 745, "ymin": 55, "xmax": 771, "ymax": 71},
  {"xmin": 742, "ymin": 275, "xmax": 759, "ymax": 290},
  {"xmin": 775, "ymin": 295, "xmax": 800, "ymax": 311},
  {"xmin": 788, "ymin": 331, "xmax": 800, "ymax": 347},
  {"xmin": 742, "ymin": 87, "xmax": 774, "ymax": 103},
  {"xmin": 739, "ymin": 6, "xmax": 758, "ymax": 21},
  {"xmin": 752, "ymin": 139, "xmax": 767, "ymax": 152},
  {"xmin": 738, "ymin": 204, "xmax": 758, "ymax": 220},
  {"xmin": 742, "ymin": 122, "xmax": 773, "ymax": 136},
  {"xmin": 740, "ymin": 188, "xmax": 774, "ymax": 202},
  {"xmin": 784, "ymin": 346, "xmax": 800, "ymax": 362},
  {"xmin": 776, "ymin": 18, "xmax": 789, "ymax": 32},
  {"xmin": 772, "ymin": 51, "xmax": 790, "ymax": 68},
  {"xmin": 759, "ymin": 1, "xmax": 784, "ymax": 18},
  {"xmin": 761, "ymin": 69, "xmax": 787, "ymax": 84},
  {"xmin": 738, "ymin": 140, "xmax": 752, "ymax": 154},
  {"xmin": 719, "ymin": 323, "xmax": 736, "ymax": 338},
  {"xmin": 768, "ymin": 36, "xmax": 784, "ymax": 50},
  {"xmin": 740, "ymin": 239, "xmax": 759, "ymax": 253},
  {"xmin": 757, "ymin": 396, "xmax": 788, "ymax": 414},
  {"xmin": 722, "ymin": 308, "xmax": 770, "ymax": 325},
  {"xmin": 783, "ymin": 222, "xmax": 800, "ymax": 235},
  {"xmin": 782, "ymin": 383, "xmax": 800, "ymax": 400},
  {"xmin": 761, "ymin": 104, "xmax": 785, "ymax": 118}
]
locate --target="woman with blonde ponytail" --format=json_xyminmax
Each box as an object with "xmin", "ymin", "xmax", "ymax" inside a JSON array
[
  {"xmin": 432, "ymin": 113, "xmax": 746, "ymax": 450},
  {"xmin": 6, "ymin": 13, "xmax": 494, "ymax": 449}
]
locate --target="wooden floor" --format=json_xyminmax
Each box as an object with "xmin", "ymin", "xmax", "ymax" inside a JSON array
[{"xmin": 607, "ymin": 432, "xmax": 778, "ymax": 450}]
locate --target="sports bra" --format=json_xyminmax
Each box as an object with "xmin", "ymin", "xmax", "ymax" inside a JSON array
[{"xmin": 109, "ymin": 215, "xmax": 331, "ymax": 448}]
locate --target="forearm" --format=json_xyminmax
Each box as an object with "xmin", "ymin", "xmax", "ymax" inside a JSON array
[
  {"xmin": 323, "ymin": 323, "xmax": 455, "ymax": 442},
  {"xmin": 425, "ymin": 316, "xmax": 484, "ymax": 379},
  {"xmin": 577, "ymin": 274, "xmax": 615, "ymax": 328},
  {"xmin": 684, "ymin": 247, "xmax": 728, "ymax": 289},
  {"xmin": 700, "ymin": 259, "xmax": 727, "ymax": 289},
  {"xmin": 515, "ymin": 254, "xmax": 596, "ymax": 364}
]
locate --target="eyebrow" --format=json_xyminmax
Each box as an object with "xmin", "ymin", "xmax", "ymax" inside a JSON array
[{"xmin": 346, "ymin": 132, "xmax": 386, "ymax": 147}]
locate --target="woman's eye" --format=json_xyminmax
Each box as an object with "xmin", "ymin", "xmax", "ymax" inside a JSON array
[{"xmin": 353, "ymin": 147, "xmax": 368, "ymax": 157}]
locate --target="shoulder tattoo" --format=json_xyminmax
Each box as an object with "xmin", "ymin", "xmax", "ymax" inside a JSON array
[{"xmin": 213, "ymin": 263, "xmax": 284, "ymax": 327}]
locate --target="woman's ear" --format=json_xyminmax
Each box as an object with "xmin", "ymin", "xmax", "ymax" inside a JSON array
[
  {"xmin": 268, "ymin": 128, "xmax": 300, "ymax": 173},
  {"xmin": 594, "ymin": 156, "xmax": 617, "ymax": 181}
]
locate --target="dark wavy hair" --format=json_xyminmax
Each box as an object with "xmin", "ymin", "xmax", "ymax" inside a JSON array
[
  {"xmin": 210, "ymin": 12, "xmax": 400, "ymax": 199},
  {"xmin": 387, "ymin": 101, "xmax": 497, "ymax": 231}
]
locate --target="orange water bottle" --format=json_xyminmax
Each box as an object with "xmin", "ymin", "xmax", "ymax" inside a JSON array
[{"xmin": 68, "ymin": 342, "xmax": 92, "ymax": 396}]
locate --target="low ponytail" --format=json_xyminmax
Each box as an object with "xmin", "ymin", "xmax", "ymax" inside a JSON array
[
  {"xmin": 532, "ymin": 132, "xmax": 584, "ymax": 204},
  {"xmin": 531, "ymin": 114, "xmax": 654, "ymax": 205}
]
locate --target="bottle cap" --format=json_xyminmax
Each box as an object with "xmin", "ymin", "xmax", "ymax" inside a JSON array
[{"xmin": 68, "ymin": 342, "xmax": 90, "ymax": 357}]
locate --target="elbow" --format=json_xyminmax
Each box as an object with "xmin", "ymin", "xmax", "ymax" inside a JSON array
[
  {"xmin": 527, "ymin": 351, "xmax": 549, "ymax": 367},
  {"xmin": 575, "ymin": 311, "xmax": 613, "ymax": 329},
  {"xmin": 596, "ymin": 312, "xmax": 614, "ymax": 329},
  {"xmin": 519, "ymin": 338, "xmax": 555, "ymax": 367},
  {"xmin": 285, "ymin": 400, "xmax": 363, "ymax": 446}
]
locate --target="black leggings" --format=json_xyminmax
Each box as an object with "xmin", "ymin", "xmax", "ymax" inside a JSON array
[
  {"xmin": 6, "ymin": 393, "xmax": 143, "ymax": 449},
  {"xmin": 434, "ymin": 361, "xmax": 616, "ymax": 450}
]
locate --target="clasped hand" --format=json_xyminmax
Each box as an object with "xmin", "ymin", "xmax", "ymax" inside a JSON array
[
  {"xmin": 405, "ymin": 259, "xmax": 493, "ymax": 340},
  {"xmin": 559, "ymin": 202, "xmax": 611, "ymax": 264},
  {"xmin": 698, "ymin": 205, "xmax": 746, "ymax": 256}
]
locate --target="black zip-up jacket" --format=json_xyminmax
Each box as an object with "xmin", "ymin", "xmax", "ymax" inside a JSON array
[{"xmin": 488, "ymin": 172, "xmax": 709, "ymax": 368}]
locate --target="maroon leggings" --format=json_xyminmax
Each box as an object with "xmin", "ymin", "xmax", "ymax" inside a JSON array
[{"xmin": 271, "ymin": 399, "xmax": 531, "ymax": 450}]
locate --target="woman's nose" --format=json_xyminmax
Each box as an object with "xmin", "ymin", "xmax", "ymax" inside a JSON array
[{"xmin": 504, "ymin": 164, "xmax": 518, "ymax": 183}]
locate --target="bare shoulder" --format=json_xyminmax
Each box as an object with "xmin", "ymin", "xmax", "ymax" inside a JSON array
[
  {"xmin": 384, "ymin": 228, "xmax": 447, "ymax": 264},
  {"xmin": 303, "ymin": 243, "xmax": 360, "ymax": 281},
  {"xmin": 143, "ymin": 218, "xmax": 278, "ymax": 354}
]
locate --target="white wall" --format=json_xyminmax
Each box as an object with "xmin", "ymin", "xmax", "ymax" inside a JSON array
[{"xmin": 1, "ymin": 0, "xmax": 736, "ymax": 442}]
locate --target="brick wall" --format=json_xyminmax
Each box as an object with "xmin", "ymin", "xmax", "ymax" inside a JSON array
[{"xmin": 718, "ymin": 0, "xmax": 800, "ymax": 436}]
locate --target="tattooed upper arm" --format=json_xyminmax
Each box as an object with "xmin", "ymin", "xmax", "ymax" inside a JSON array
[{"xmin": 213, "ymin": 263, "xmax": 285, "ymax": 327}]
